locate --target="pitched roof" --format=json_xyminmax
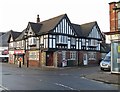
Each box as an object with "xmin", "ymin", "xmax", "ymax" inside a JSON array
[
  {"xmin": 72, "ymin": 21, "xmax": 97, "ymax": 37},
  {"xmin": 15, "ymin": 29, "xmax": 26, "ymax": 41},
  {"xmin": 38, "ymin": 14, "xmax": 66, "ymax": 35},
  {"xmin": 80, "ymin": 21, "xmax": 96, "ymax": 37},
  {"xmin": 14, "ymin": 14, "xmax": 66, "ymax": 40},
  {"xmin": 11, "ymin": 30, "xmax": 21, "ymax": 40},
  {"xmin": 72, "ymin": 23, "xmax": 83, "ymax": 37},
  {"xmin": 0, "ymin": 30, "xmax": 21, "ymax": 47},
  {"xmin": 29, "ymin": 22, "xmax": 42, "ymax": 34}
]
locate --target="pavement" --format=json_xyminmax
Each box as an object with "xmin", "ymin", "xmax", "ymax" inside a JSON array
[{"xmin": 81, "ymin": 71, "xmax": 120, "ymax": 86}]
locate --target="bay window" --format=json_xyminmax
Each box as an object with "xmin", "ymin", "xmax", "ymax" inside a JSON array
[
  {"xmin": 56, "ymin": 35, "xmax": 68, "ymax": 44},
  {"xmin": 29, "ymin": 37, "xmax": 36, "ymax": 45}
]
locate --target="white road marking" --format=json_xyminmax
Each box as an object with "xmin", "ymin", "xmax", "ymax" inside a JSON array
[
  {"xmin": 54, "ymin": 83, "xmax": 76, "ymax": 90},
  {"xmin": 0, "ymin": 85, "xmax": 9, "ymax": 90}
]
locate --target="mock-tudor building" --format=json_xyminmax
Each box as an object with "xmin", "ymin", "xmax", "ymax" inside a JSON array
[{"xmin": 8, "ymin": 14, "xmax": 105, "ymax": 67}]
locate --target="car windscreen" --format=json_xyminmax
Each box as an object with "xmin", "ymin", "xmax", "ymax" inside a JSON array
[{"xmin": 104, "ymin": 56, "xmax": 111, "ymax": 61}]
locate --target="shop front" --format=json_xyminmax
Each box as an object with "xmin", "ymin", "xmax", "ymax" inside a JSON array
[
  {"xmin": 14, "ymin": 50, "xmax": 25, "ymax": 65},
  {"xmin": 28, "ymin": 50, "xmax": 39, "ymax": 67},
  {"xmin": 111, "ymin": 40, "xmax": 120, "ymax": 74},
  {"xmin": 110, "ymin": 32, "xmax": 120, "ymax": 74},
  {"xmin": 9, "ymin": 51, "xmax": 14, "ymax": 64}
]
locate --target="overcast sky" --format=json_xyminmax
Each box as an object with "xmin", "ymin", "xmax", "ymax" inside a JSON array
[{"xmin": 0, "ymin": 0, "xmax": 118, "ymax": 32}]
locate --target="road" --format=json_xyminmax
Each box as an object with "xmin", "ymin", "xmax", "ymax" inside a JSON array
[{"xmin": 0, "ymin": 63, "xmax": 119, "ymax": 91}]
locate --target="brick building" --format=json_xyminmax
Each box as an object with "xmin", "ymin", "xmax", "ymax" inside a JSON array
[
  {"xmin": 109, "ymin": 1, "xmax": 120, "ymax": 32},
  {"xmin": 104, "ymin": 1, "xmax": 120, "ymax": 73},
  {"xmin": 8, "ymin": 14, "xmax": 105, "ymax": 67}
]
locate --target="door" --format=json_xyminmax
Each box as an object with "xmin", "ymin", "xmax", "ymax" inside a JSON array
[
  {"xmin": 83, "ymin": 54, "xmax": 88, "ymax": 65},
  {"xmin": 46, "ymin": 52, "xmax": 53, "ymax": 66}
]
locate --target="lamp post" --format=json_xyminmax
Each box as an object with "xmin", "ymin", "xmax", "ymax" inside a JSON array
[{"xmin": 24, "ymin": 31, "xmax": 29, "ymax": 67}]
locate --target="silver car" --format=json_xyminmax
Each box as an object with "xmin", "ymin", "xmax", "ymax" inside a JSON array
[{"xmin": 100, "ymin": 56, "xmax": 111, "ymax": 70}]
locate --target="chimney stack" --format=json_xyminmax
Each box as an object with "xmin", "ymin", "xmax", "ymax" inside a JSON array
[
  {"xmin": 109, "ymin": 2, "xmax": 117, "ymax": 32},
  {"xmin": 37, "ymin": 14, "xmax": 40, "ymax": 23}
]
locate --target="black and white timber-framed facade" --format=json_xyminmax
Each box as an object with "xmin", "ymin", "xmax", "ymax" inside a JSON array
[{"xmin": 8, "ymin": 14, "xmax": 105, "ymax": 67}]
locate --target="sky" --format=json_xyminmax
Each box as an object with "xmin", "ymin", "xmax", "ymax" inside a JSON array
[{"xmin": 0, "ymin": 0, "xmax": 119, "ymax": 33}]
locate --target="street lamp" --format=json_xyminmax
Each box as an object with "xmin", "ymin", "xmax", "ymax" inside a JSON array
[{"xmin": 24, "ymin": 31, "xmax": 29, "ymax": 67}]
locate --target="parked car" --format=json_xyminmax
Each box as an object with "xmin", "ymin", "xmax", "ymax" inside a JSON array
[
  {"xmin": 2, "ymin": 57, "xmax": 8, "ymax": 63},
  {"xmin": 100, "ymin": 52, "xmax": 111, "ymax": 71}
]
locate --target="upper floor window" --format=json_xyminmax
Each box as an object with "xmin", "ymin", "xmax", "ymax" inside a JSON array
[
  {"xmin": 71, "ymin": 37, "xmax": 76, "ymax": 45},
  {"xmin": 82, "ymin": 39, "xmax": 86, "ymax": 46},
  {"xmin": 29, "ymin": 37, "xmax": 36, "ymax": 45},
  {"xmin": 56, "ymin": 35, "xmax": 67, "ymax": 44},
  {"xmin": 16, "ymin": 41, "xmax": 20, "ymax": 47},
  {"xmin": 9, "ymin": 42, "xmax": 13, "ymax": 48},
  {"xmin": 88, "ymin": 39, "xmax": 97, "ymax": 46},
  {"xmin": 40, "ymin": 36, "xmax": 44, "ymax": 44},
  {"xmin": 118, "ymin": 12, "xmax": 120, "ymax": 30}
]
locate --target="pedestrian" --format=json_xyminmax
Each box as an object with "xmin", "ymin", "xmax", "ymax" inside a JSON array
[{"xmin": 18, "ymin": 58, "xmax": 21, "ymax": 68}]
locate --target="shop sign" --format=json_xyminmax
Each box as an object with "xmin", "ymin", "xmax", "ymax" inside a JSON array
[
  {"xmin": 9, "ymin": 51, "xmax": 14, "ymax": 54},
  {"xmin": 14, "ymin": 50, "xmax": 25, "ymax": 54},
  {"xmin": 110, "ymin": 34, "xmax": 120, "ymax": 40}
]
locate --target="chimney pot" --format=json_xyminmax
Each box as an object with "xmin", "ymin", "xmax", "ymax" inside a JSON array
[{"xmin": 37, "ymin": 14, "xmax": 40, "ymax": 23}]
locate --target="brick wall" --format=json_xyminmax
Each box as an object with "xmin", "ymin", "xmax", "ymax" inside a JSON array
[
  {"xmin": 29, "ymin": 60, "xmax": 39, "ymax": 67},
  {"xmin": 109, "ymin": 2, "xmax": 118, "ymax": 32}
]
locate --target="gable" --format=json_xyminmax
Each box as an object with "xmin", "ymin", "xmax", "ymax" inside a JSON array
[
  {"xmin": 27, "ymin": 23, "xmax": 35, "ymax": 36},
  {"xmin": 53, "ymin": 17, "xmax": 77, "ymax": 36},
  {"xmin": 10, "ymin": 36, "xmax": 13, "ymax": 42},
  {"xmin": 88, "ymin": 25, "xmax": 101, "ymax": 39}
]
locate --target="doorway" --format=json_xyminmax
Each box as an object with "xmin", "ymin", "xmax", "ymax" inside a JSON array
[
  {"xmin": 46, "ymin": 52, "xmax": 53, "ymax": 66},
  {"xmin": 83, "ymin": 53, "xmax": 88, "ymax": 65}
]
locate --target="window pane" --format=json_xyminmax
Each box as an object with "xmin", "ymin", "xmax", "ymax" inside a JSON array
[
  {"xmin": 53, "ymin": 39, "xmax": 56, "ymax": 48},
  {"xmin": 49, "ymin": 39, "xmax": 52, "ymax": 48}
]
